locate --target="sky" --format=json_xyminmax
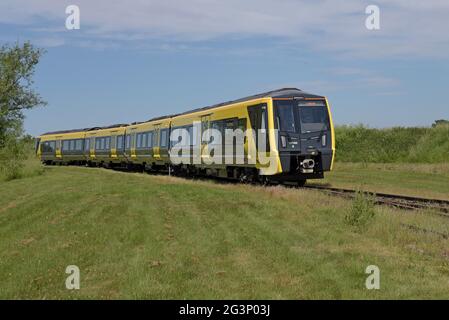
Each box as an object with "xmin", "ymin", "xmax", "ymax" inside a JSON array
[{"xmin": 1, "ymin": 0, "xmax": 449, "ymax": 136}]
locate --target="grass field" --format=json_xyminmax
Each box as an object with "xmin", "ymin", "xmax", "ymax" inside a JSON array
[
  {"xmin": 316, "ymin": 162, "xmax": 449, "ymax": 201},
  {"xmin": 1, "ymin": 165, "xmax": 449, "ymax": 299}
]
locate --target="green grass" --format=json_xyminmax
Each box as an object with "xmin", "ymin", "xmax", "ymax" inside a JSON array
[
  {"xmin": 1, "ymin": 165, "xmax": 449, "ymax": 299},
  {"xmin": 318, "ymin": 162, "xmax": 449, "ymax": 200},
  {"xmin": 335, "ymin": 125, "xmax": 449, "ymax": 163}
]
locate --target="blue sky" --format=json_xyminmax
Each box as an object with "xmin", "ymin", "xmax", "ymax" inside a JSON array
[{"xmin": 1, "ymin": 0, "xmax": 449, "ymax": 135}]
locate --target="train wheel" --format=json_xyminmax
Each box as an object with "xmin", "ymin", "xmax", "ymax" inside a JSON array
[{"xmin": 297, "ymin": 180, "xmax": 307, "ymax": 187}]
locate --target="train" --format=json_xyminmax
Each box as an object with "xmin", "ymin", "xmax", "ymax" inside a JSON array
[{"xmin": 36, "ymin": 88, "xmax": 335, "ymax": 185}]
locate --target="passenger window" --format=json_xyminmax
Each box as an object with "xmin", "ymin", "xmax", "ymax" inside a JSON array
[
  {"xmin": 160, "ymin": 130, "xmax": 168, "ymax": 147},
  {"xmin": 125, "ymin": 135, "xmax": 130, "ymax": 149},
  {"xmin": 188, "ymin": 126, "xmax": 194, "ymax": 146},
  {"xmin": 117, "ymin": 136, "xmax": 123, "ymax": 150},
  {"xmin": 211, "ymin": 122, "xmax": 223, "ymax": 145},
  {"xmin": 136, "ymin": 133, "xmax": 142, "ymax": 148},
  {"xmin": 238, "ymin": 118, "xmax": 246, "ymax": 131},
  {"xmin": 261, "ymin": 111, "xmax": 267, "ymax": 131},
  {"xmin": 105, "ymin": 137, "xmax": 110, "ymax": 150},
  {"xmin": 85, "ymin": 138, "xmax": 90, "ymax": 151},
  {"xmin": 153, "ymin": 131, "xmax": 158, "ymax": 146},
  {"xmin": 147, "ymin": 132, "xmax": 153, "ymax": 148},
  {"xmin": 142, "ymin": 133, "xmax": 147, "ymax": 148},
  {"xmin": 75, "ymin": 139, "xmax": 83, "ymax": 151}
]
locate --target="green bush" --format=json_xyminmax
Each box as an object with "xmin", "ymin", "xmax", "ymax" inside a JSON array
[
  {"xmin": 335, "ymin": 124, "xmax": 449, "ymax": 163},
  {"xmin": 0, "ymin": 136, "xmax": 27, "ymax": 181},
  {"xmin": 345, "ymin": 191, "xmax": 376, "ymax": 228}
]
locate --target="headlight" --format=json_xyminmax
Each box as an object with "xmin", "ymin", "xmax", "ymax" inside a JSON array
[{"xmin": 281, "ymin": 135, "xmax": 287, "ymax": 148}]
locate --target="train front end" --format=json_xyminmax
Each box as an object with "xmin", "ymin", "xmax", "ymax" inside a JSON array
[{"xmin": 272, "ymin": 95, "xmax": 335, "ymax": 183}]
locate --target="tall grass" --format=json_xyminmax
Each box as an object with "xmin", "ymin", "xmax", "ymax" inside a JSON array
[
  {"xmin": 335, "ymin": 124, "xmax": 449, "ymax": 163},
  {"xmin": 0, "ymin": 139, "xmax": 43, "ymax": 182}
]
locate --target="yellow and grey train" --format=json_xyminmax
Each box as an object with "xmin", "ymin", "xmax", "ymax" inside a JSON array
[{"xmin": 36, "ymin": 88, "xmax": 335, "ymax": 185}]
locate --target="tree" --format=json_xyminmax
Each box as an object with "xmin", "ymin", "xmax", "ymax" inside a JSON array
[
  {"xmin": 0, "ymin": 41, "xmax": 46, "ymax": 147},
  {"xmin": 432, "ymin": 119, "xmax": 449, "ymax": 128}
]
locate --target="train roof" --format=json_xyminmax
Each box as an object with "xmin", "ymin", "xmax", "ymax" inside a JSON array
[
  {"xmin": 144, "ymin": 88, "xmax": 323, "ymax": 122},
  {"xmin": 40, "ymin": 88, "xmax": 324, "ymax": 135},
  {"xmin": 175, "ymin": 87, "xmax": 323, "ymax": 117},
  {"xmin": 41, "ymin": 123, "xmax": 128, "ymax": 136}
]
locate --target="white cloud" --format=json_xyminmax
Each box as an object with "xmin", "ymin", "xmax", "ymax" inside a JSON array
[{"xmin": 0, "ymin": 0, "xmax": 448, "ymax": 58}]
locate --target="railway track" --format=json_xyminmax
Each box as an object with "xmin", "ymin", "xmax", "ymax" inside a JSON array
[{"xmin": 303, "ymin": 185, "xmax": 449, "ymax": 217}]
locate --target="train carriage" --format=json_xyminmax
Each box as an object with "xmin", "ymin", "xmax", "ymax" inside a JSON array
[
  {"xmin": 124, "ymin": 117, "xmax": 171, "ymax": 171},
  {"xmin": 37, "ymin": 129, "xmax": 87, "ymax": 165},
  {"xmin": 85, "ymin": 124, "xmax": 128, "ymax": 167}
]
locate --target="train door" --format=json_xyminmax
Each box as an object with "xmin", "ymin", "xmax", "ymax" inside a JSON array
[
  {"xmin": 89, "ymin": 136, "xmax": 95, "ymax": 159},
  {"xmin": 83, "ymin": 135, "xmax": 90, "ymax": 160},
  {"xmin": 110, "ymin": 132, "xmax": 117, "ymax": 159},
  {"xmin": 201, "ymin": 115, "xmax": 211, "ymax": 163},
  {"xmin": 55, "ymin": 137, "xmax": 62, "ymax": 160},
  {"xmin": 159, "ymin": 127, "xmax": 169, "ymax": 162},
  {"xmin": 124, "ymin": 132, "xmax": 131, "ymax": 160},
  {"xmin": 153, "ymin": 124, "xmax": 161, "ymax": 160},
  {"xmin": 130, "ymin": 131, "xmax": 137, "ymax": 159},
  {"xmin": 223, "ymin": 118, "xmax": 238, "ymax": 165},
  {"xmin": 247, "ymin": 104, "xmax": 269, "ymax": 164}
]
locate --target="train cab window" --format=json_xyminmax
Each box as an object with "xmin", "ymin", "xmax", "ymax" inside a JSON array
[
  {"xmin": 160, "ymin": 129, "xmax": 168, "ymax": 147},
  {"xmin": 275, "ymin": 101, "xmax": 296, "ymax": 133},
  {"xmin": 100, "ymin": 138, "xmax": 105, "ymax": 150},
  {"xmin": 95, "ymin": 138, "xmax": 100, "ymax": 150},
  {"xmin": 298, "ymin": 101, "xmax": 329, "ymax": 134}
]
